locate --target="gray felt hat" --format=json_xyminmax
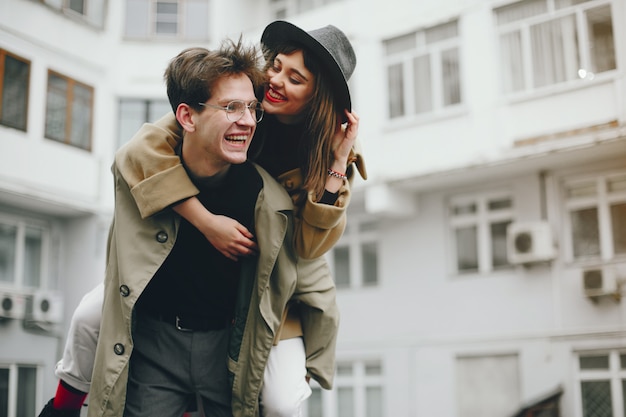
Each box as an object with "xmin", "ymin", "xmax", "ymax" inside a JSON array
[{"xmin": 261, "ymin": 20, "xmax": 357, "ymax": 113}]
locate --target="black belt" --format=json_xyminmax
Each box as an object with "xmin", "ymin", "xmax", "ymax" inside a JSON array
[{"xmin": 140, "ymin": 309, "xmax": 228, "ymax": 332}]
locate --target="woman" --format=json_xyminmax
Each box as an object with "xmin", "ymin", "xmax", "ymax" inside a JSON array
[{"xmin": 119, "ymin": 21, "xmax": 366, "ymax": 417}]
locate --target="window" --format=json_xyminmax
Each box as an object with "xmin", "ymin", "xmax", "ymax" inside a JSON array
[
  {"xmin": 0, "ymin": 50, "xmax": 30, "ymax": 132},
  {"xmin": 384, "ymin": 20, "xmax": 461, "ymax": 120},
  {"xmin": 0, "ymin": 364, "xmax": 38, "ymax": 417},
  {"xmin": 40, "ymin": 0, "xmax": 106, "ymax": 27},
  {"xmin": 330, "ymin": 220, "xmax": 379, "ymax": 289},
  {"xmin": 118, "ymin": 98, "xmax": 170, "ymax": 148},
  {"xmin": 0, "ymin": 217, "xmax": 51, "ymax": 290},
  {"xmin": 124, "ymin": 0, "xmax": 210, "ymax": 40},
  {"xmin": 495, "ymin": 0, "xmax": 616, "ymax": 94},
  {"xmin": 449, "ymin": 193, "xmax": 513, "ymax": 274},
  {"xmin": 44, "ymin": 71, "xmax": 94, "ymax": 151},
  {"xmin": 564, "ymin": 172, "xmax": 626, "ymax": 262},
  {"xmin": 306, "ymin": 360, "xmax": 383, "ymax": 417},
  {"xmin": 576, "ymin": 350, "xmax": 626, "ymax": 417},
  {"xmin": 456, "ymin": 354, "xmax": 520, "ymax": 417}
]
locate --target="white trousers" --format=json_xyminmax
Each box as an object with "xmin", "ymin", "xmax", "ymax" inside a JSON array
[
  {"xmin": 54, "ymin": 283, "xmax": 312, "ymax": 415},
  {"xmin": 259, "ymin": 337, "xmax": 312, "ymax": 417},
  {"xmin": 54, "ymin": 282, "xmax": 103, "ymax": 393}
]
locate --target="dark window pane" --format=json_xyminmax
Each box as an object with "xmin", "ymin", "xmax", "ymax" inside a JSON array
[
  {"xmin": 45, "ymin": 74, "xmax": 68, "ymax": 142},
  {"xmin": 70, "ymin": 83, "xmax": 93, "ymax": 150},
  {"xmin": 571, "ymin": 208, "xmax": 600, "ymax": 258},
  {"xmin": 334, "ymin": 246, "xmax": 350, "ymax": 288},
  {"xmin": 456, "ymin": 226, "xmax": 478, "ymax": 272},
  {"xmin": 491, "ymin": 221, "xmax": 510, "ymax": 268},
  {"xmin": 1, "ymin": 54, "xmax": 29, "ymax": 130},
  {"xmin": 0, "ymin": 224, "xmax": 17, "ymax": 284},
  {"xmin": 581, "ymin": 380, "xmax": 612, "ymax": 417},
  {"xmin": 611, "ymin": 203, "xmax": 626, "ymax": 254},
  {"xmin": 362, "ymin": 242, "xmax": 378, "ymax": 285},
  {"xmin": 387, "ymin": 64, "xmax": 404, "ymax": 118},
  {"xmin": 580, "ymin": 355, "xmax": 609, "ymax": 369},
  {"xmin": 307, "ymin": 387, "xmax": 322, "ymax": 417},
  {"xmin": 17, "ymin": 366, "xmax": 36, "ymax": 417}
]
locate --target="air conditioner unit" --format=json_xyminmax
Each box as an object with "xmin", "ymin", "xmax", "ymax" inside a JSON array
[
  {"xmin": 25, "ymin": 291, "xmax": 63, "ymax": 323},
  {"xmin": 583, "ymin": 266, "xmax": 620, "ymax": 300},
  {"xmin": 507, "ymin": 221, "xmax": 556, "ymax": 264},
  {"xmin": 0, "ymin": 292, "xmax": 27, "ymax": 320}
]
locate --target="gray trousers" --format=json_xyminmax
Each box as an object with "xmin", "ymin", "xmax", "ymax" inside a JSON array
[{"xmin": 123, "ymin": 312, "xmax": 232, "ymax": 417}]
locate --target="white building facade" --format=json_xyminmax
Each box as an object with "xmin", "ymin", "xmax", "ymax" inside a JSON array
[{"xmin": 0, "ymin": 0, "xmax": 624, "ymax": 416}]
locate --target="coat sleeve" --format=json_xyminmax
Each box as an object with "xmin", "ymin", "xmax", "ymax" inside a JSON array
[
  {"xmin": 115, "ymin": 112, "xmax": 198, "ymax": 219},
  {"xmin": 290, "ymin": 257, "xmax": 340, "ymax": 389},
  {"xmin": 294, "ymin": 140, "xmax": 367, "ymax": 259}
]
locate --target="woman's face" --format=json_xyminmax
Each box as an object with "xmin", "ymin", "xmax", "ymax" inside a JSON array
[{"xmin": 262, "ymin": 50, "xmax": 315, "ymax": 124}]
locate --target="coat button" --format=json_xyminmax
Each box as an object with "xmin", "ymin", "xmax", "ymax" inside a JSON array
[
  {"xmin": 113, "ymin": 343, "xmax": 125, "ymax": 355},
  {"xmin": 156, "ymin": 231, "xmax": 168, "ymax": 243},
  {"xmin": 119, "ymin": 285, "xmax": 130, "ymax": 297}
]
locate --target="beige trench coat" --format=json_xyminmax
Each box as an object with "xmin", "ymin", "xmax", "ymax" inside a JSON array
[{"xmin": 87, "ymin": 137, "xmax": 338, "ymax": 417}]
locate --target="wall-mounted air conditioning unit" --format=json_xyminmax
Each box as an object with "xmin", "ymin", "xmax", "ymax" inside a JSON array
[
  {"xmin": 507, "ymin": 221, "xmax": 556, "ymax": 265},
  {"xmin": 25, "ymin": 291, "xmax": 63, "ymax": 323},
  {"xmin": 0, "ymin": 292, "xmax": 27, "ymax": 320},
  {"xmin": 583, "ymin": 266, "xmax": 621, "ymax": 301}
]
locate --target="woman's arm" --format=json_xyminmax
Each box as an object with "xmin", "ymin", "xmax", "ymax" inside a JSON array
[{"xmin": 115, "ymin": 112, "xmax": 257, "ymax": 260}]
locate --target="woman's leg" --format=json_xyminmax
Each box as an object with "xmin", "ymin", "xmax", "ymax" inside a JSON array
[{"xmin": 259, "ymin": 337, "xmax": 312, "ymax": 417}]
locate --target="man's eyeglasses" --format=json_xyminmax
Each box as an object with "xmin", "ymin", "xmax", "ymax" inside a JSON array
[{"xmin": 199, "ymin": 100, "xmax": 264, "ymax": 123}]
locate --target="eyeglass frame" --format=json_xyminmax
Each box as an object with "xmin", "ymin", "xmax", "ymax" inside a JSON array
[{"xmin": 198, "ymin": 100, "xmax": 264, "ymax": 123}]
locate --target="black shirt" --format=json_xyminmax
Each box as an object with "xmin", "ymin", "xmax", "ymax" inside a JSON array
[{"xmin": 136, "ymin": 161, "xmax": 262, "ymax": 323}]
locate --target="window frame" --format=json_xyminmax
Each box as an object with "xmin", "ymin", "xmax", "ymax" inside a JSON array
[
  {"xmin": 329, "ymin": 219, "xmax": 379, "ymax": 290},
  {"xmin": 562, "ymin": 170, "xmax": 626, "ymax": 263},
  {"xmin": 44, "ymin": 69, "xmax": 94, "ymax": 151},
  {"xmin": 0, "ymin": 49, "xmax": 30, "ymax": 132},
  {"xmin": 448, "ymin": 191, "xmax": 514, "ymax": 275},
  {"xmin": 494, "ymin": 0, "xmax": 617, "ymax": 96},
  {"xmin": 0, "ymin": 213, "xmax": 52, "ymax": 291},
  {"xmin": 0, "ymin": 363, "xmax": 40, "ymax": 417},
  {"xmin": 383, "ymin": 19, "xmax": 463, "ymax": 122},
  {"xmin": 574, "ymin": 349, "xmax": 626, "ymax": 417}
]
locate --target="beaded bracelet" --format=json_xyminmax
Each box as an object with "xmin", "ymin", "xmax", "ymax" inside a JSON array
[{"xmin": 328, "ymin": 168, "xmax": 348, "ymax": 180}]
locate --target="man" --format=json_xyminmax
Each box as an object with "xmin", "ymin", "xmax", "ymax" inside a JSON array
[{"xmin": 84, "ymin": 39, "xmax": 338, "ymax": 417}]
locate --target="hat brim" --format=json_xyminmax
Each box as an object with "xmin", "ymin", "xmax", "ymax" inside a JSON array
[{"xmin": 261, "ymin": 21, "xmax": 351, "ymax": 114}]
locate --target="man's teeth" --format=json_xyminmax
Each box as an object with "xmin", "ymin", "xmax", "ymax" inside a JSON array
[{"xmin": 226, "ymin": 135, "xmax": 247, "ymax": 142}]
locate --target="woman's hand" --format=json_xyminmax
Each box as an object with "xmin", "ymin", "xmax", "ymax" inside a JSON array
[
  {"xmin": 331, "ymin": 110, "xmax": 359, "ymax": 168},
  {"xmin": 200, "ymin": 215, "xmax": 258, "ymax": 261}
]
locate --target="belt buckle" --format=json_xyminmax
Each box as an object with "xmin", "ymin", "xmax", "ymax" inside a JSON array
[{"xmin": 175, "ymin": 316, "xmax": 194, "ymax": 332}]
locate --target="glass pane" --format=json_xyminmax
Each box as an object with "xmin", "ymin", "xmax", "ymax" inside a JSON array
[
  {"xmin": 488, "ymin": 198, "xmax": 512, "ymax": 211},
  {"xmin": 338, "ymin": 387, "xmax": 354, "ymax": 417},
  {"xmin": 623, "ymin": 379, "xmax": 626, "ymax": 417},
  {"xmin": 531, "ymin": 15, "xmax": 580, "ymax": 88},
  {"xmin": 362, "ymin": 242, "xmax": 378, "ymax": 286},
  {"xmin": 571, "ymin": 208, "xmax": 600, "ymax": 258},
  {"xmin": 620, "ymin": 354, "xmax": 626, "ymax": 369},
  {"xmin": 359, "ymin": 221, "xmax": 378, "ymax": 233},
  {"xmin": 45, "ymin": 74, "xmax": 68, "ymax": 142},
  {"xmin": 491, "ymin": 221, "xmax": 510, "ymax": 268},
  {"xmin": 68, "ymin": 0, "xmax": 85, "ymax": 14},
  {"xmin": 0, "ymin": 368, "xmax": 8, "ymax": 417},
  {"xmin": 610, "ymin": 203, "xmax": 626, "ymax": 255},
  {"xmin": 156, "ymin": 1, "xmax": 177, "ymax": 13},
  {"xmin": 16, "ymin": 366, "xmax": 36, "ymax": 417},
  {"xmin": 387, "ymin": 63, "xmax": 404, "ymax": 118},
  {"xmin": 336, "ymin": 363, "xmax": 353, "ymax": 376},
  {"xmin": 425, "ymin": 21, "xmax": 457, "ymax": 43},
  {"xmin": 500, "ymin": 31, "xmax": 525, "ymax": 93},
  {"xmin": 413, "ymin": 55, "xmax": 432, "ymax": 114},
  {"xmin": 495, "ymin": 0, "xmax": 548, "ymax": 25},
  {"xmin": 148, "ymin": 100, "xmax": 171, "ymax": 122},
  {"xmin": 333, "ymin": 246, "xmax": 350, "ymax": 288},
  {"xmin": 307, "ymin": 387, "xmax": 323, "ymax": 417},
  {"xmin": 0, "ymin": 224, "xmax": 17, "ymax": 284},
  {"xmin": 586, "ymin": 5, "xmax": 615, "ymax": 74},
  {"xmin": 608, "ymin": 175, "xmax": 626, "ymax": 192},
  {"xmin": 453, "ymin": 203, "xmax": 476, "ymax": 216},
  {"xmin": 70, "ymin": 83, "xmax": 92, "ymax": 150},
  {"xmin": 456, "ymin": 226, "xmax": 478, "ymax": 272},
  {"xmin": 581, "ymin": 380, "xmax": 612, "ymax": 417},
  {"xmin": 384, "ymin": 33, "xmax": 416, "ymax": 55},
  {"xmin": 556, "ymin": 0, "xmax": 592, "ymax": 8},
  {"xmin": 579, "ymin": 354, "xmax": 609, "ymax": 369},
  {"xmin": 366, "ymin": 387, "xmax": 383, "ymax": 417},
  {"xmin": 442, "ymin": 48, "xmax": 461, "ymax": 106},
  {"xmin": 156, "ymin": 21, "xmax": 177, "ymax": 34},
  {"xmin": 365, "ymin": 362, "xmax": 382, "ymax": 376},
  {"xmin": 1, "ymin": 55, "xmax": 29, "ymax": 130},
  {"xmin": 23, "ymin": 227, "xmax": 42, "ymax": 288}
]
